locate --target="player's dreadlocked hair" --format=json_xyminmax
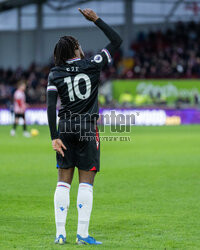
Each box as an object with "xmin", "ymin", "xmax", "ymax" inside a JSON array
[{"xmin": 54, "ymin": 36, "xmax": 79, "ymax": 66}]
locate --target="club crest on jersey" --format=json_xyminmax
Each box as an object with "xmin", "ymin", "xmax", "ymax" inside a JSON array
[{"xmin": 94, "ymin": 54, "xmax": 103, "ymax": 63}]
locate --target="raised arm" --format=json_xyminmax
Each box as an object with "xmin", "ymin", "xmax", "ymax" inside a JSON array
[
  {"xmin": 79, "ymin": 8, "xmax": 122, "ymax": 57},
  {"xmin": 94, "ymin": 18, "xmax": 122, "ymax": 56}
]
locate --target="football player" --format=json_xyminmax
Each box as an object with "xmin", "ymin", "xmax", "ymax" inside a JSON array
[{"xmin": 47, "ymin": 8, "xmax": 122, "ymax": 245}]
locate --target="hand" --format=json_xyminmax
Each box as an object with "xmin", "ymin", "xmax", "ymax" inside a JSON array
[
  {"xmin": 78, "ymin": 8, "xmax": 99, "ymax": 22},
  {"xmin": 52, "ymin": 139, "xmax": 66, "ymax": 157}
]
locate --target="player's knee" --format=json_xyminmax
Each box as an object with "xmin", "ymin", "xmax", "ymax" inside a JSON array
[
  {"xmin": 78, "ymin": 169, "xmax": 96, "ymax": 185},
  {"xmin": 58, "ymin": 168, "xmax": 74, "ymax": 184}
]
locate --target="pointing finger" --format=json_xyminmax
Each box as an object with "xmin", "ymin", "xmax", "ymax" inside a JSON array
[
  {"xmin": 78, "ymin": 8, "xmax": 84, "ymax": 15},
  {"xmin": 61, "ymin": 142, "xmax": 67, "ymax": 150},
  {"xmin": 59, "ymin": 148, "xmax": 64, "ymax": 157}
]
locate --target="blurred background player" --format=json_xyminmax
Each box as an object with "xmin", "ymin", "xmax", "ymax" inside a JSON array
[{"xmin": 10, "ymin": 81, "xmax": 30, "ymax": 137}]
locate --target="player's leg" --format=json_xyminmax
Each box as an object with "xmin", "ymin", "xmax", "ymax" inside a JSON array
[
  {"xmin": 14, "ymin": 117, "xmax": 19, "ymax": 130},
  {"xmin": 77, "ymin": 170, "xmax": 96, "ymax": 237},
  {"xmin": 22, "ymin": 114, "xmax": 30, "ymax": 137},
  {"xmin": 78, "ymin": 169, "xmax": 96, "ymax": 184},
  {"xmin": 76, "ymin": 170, "xmax": 101, "ymax": 245},
  {"xmin": 54, "ymin": 167, "xmax": 74, "ymax": 244},
  {"xmin": 54, "ymin": 120, "xmax": 77, "ymax": 243},
  {"xmin": 75, "ymin": 123, "xmax": 101, "ymax": 244},
  {"xmin": 58, "ymin": 167, "xmax": 75, "ymax": 184},
  {"xmin": 10, "ymin": 115, "xmax": 19, "ymax": 136},
  {"xmin": 23, "ymin": 114, "xmax": 27, "ymax": 132}
]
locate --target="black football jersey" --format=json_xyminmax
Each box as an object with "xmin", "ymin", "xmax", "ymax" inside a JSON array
[{"xmin": 47, "ymin": 49, "xmax": 111, "ymax": 121}]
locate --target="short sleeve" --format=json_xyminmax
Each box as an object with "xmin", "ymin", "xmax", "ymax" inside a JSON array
[
  {"xmin": 90, "ymin": 48, "xmax": 112, "ymax": 69},
  {"xmin": 14, "ymin": 91, "xmax": 21, "ymax": 100}
]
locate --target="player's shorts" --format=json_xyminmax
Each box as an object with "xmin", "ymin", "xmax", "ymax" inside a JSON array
[
  {"xmin": 56, "ymin": 120, "xmax": 100, "ymax": 172},
  {"xmin": 15, "ymin": 113, "xmax": 25, "ymax": 119}
]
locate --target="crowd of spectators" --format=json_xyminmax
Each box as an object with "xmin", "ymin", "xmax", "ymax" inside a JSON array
[
  {"xmin": 1, "ymin": 21, "xmax": 200, "ymax": 105},
  {"xmin": 111, "ymin": 21, "xmax": 200, "ymax": 79},
  {"xmin": 0, "ymin": 64, "xmax": 50, "ymax": 106}
]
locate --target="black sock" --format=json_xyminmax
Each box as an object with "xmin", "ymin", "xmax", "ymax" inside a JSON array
[
  {"xmin": 23, "ymin": 123, "xmax": 27, "ymax": 131},
  {"xmin": 13, "ymin": 123, "xmax": 17, "ymax": 130}
]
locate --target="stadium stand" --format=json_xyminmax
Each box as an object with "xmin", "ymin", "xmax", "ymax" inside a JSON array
[{"xmin": 1, "ymin": 21, "xmax": 200, "ymax": 106}]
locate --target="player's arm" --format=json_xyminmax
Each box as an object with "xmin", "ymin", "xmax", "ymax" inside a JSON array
[
  {"xmin": 79, "ymin": 8, "xmax": 122, "ymax": 58},
  {"xmin": 95, "ymin": 17, "xmax": 122, "ymax": 58},
  {"xmin": 46, "ymin": 76, "xmax": 66, "ymax": 157}
]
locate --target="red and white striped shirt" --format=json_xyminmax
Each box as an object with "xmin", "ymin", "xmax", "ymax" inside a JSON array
[{"xmin": 14, "ymin": 89, "xmax": 26, "ymax": 114}]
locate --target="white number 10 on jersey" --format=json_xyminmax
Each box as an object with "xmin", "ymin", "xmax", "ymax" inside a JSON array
[{"xmin": 64, "ymin": 73, "xmax": 91, "ymax": 101}]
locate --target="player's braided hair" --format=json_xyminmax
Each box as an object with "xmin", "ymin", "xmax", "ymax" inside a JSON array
[{"xmin": 54, "ymin": 36, "xmax": 79, "ymax": 66}]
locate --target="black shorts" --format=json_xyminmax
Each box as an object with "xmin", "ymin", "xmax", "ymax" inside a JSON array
[
  {"xmin": 15, "ymin": 113, "xmax": 25, "ymax": 119},
  {"xmin": 56, "ymin": 120, "xmax": 100, "ymax": 172}
]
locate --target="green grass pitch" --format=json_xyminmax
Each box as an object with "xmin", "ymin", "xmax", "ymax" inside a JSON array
[{"xmin": 0, "ymin": 125, "xmax": 200, "ymax": 249}]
